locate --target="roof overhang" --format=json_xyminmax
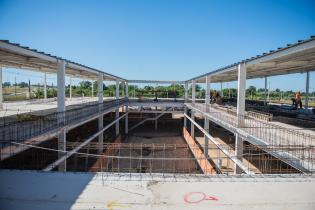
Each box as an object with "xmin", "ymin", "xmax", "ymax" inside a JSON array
[
  {"xmin": 188, "ymin": 36, "xmax": 315, "ymax": 83},
  {"xmin": 0, "ymin": 40, "xmax": 125, "ymax": 82}
]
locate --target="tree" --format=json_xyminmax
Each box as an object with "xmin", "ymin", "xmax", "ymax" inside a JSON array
[
  {"xmin": 3, "ymin": 82, "xmax": 11, "ymax": 87},
  {"xmin": 18, "ymin": 82, "xmax": 28, "ymax": 88}
]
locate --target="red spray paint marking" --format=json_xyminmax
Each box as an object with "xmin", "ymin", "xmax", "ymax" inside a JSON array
[{"xmin": 184, "ymin": 192, "xmax": 218, "ymax": 204}]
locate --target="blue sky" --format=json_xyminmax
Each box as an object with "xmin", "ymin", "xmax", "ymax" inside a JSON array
[{"xmin": 0, "ymin": 0, "xmax": 314, "ymax": 91}]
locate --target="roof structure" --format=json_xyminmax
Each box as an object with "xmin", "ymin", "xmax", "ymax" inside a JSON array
[
  {"xmin": 187, "ymin": 36, "xmax": 315, "ymax": 83},
  {"xmin": 0, "ymin": 40, "xmax": 126, "ymax": 81}
]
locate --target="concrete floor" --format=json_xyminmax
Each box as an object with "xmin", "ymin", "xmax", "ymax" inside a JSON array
[
  {"xmin": 1, "ymin": 170, "xmax": 315, "ymax": 210},
  {"xmin": 0, "ymin": 97, "xmax": 118, "ymax": 117}
]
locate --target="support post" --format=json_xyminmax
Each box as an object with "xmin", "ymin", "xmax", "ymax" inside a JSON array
[
  {"xmin": 125, "ymin": 82, "xmax": 129, "ymax": 134},
  {"xmin": 91, "ymin": 80, "xmax": 94, "ymax": 98},
  {"xmin": 0, "ymin": 66, "xmax": 3, "ymax": 109},
  {"xmin": 184, "ymin": 106, "xmax": 187, "ymax": 128},
  {"xmin": 57, "ymin": 60, "xmax": 66, "ymax": 171},
  {"xmin": 115, "ymin": 80, "xmax": 120, "ymax": 136},
  {"xmin": 192, "ymin": 80, "xmax": 196, "ymax": 103},
  {"xmin": 204, "ymin": 75, "xmax": 211, "ymax": 157},
  {"xmin": 220, "ymin": 82, "xmax": 223, "ymax": 97},
  {"xmin": 305, "ymin": 71, "xmax": 310, "ymax": 108},
  {"xmin": 69, "ymin": 77, "xmax": 72, "ymax": 100},
  {"xmin": 191, "ymin": 111, "xmax": 195, "ymax": 139},
  {"xmin": 235, "ymin": 62, "xmax": 246, "ymax": 174},
  {"xmin": 264, "ymin": 76, "xmax": 267, "ymax": 106},
  {"xmin": 44, "ymin": 72, "xmax": 47, "ymax": 100},
  {"xmin": 98, "ymin": 73, "xmax": 104, "ymax": 154},
  {"xmin": 184, "ymin": 82, "xmax": 188, "ymax": 102}
]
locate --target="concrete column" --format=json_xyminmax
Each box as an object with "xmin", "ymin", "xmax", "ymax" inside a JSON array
[
  {"xmin": 184, "ymin": 107, "xmax": 187, "ymax": 128},
  {"xmin": 57, "ymin": 60, "xmax": 66, "ymax": 171},
  {"xmin": 69, "ymin": 77, "xmax": 72, "ymax": 100},
  {"xmin": 235, "ymin": 133, "xmax": 243, "ymax": 174},
  {"xmin": 191, "ymin": 111, "xmax": 195, "ymax": 139},
  {"xmin": 115, "ymin": 80, "xmax": 120, "ymax": 136},
  {"xmin": 184, "ymin": 82, "xmax": 188, "ymax": 102},
  {"xmin": 220, "ymin": 82, "xmax": 223, "ymax": 97},
  {"xmin": 305, "ymin": 71, "xmax": 310, "ymax": 108},
  {"xmin": 192, "ymin": 80, "xmax": 196, "ymax": 103},
  {"xmin": 125, "ymin": 82, "xmax": 129, "ymax": 134},
  {"xmin": 204, "ymin": 75, "xmax": 211, "ymax": 157},
  {"xmin": 91, "ymin": 80, "xmax": 94, "ymax": 98},
  {"xmin": 264, "ymin": 76, "xmax": 267, "ymax": 106},
  {"xmin": 237, "ymin": 63, "xmax": 246, "ymax": 117},
  {"xmin": 98, "ymin": 73, "xmax": 104, "ymax": 154},
  {"xmin": 0, "ymin": 66, "xmax": 3, "ymax": 109},
  {"xmin": 44, "ymin": 72, "xmax": 47, "ymax": 100},
  {"xmin": 235, "ymin": 62, "xmax": 246, "ymax": 174}
]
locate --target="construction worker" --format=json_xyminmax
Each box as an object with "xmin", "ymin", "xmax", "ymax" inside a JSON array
[{"xmin": 295, "ymin": 91, "xmax": 302, "ymax": 109}]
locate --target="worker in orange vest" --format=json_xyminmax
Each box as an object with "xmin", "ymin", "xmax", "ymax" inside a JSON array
[{"xmin": 295, "ymin": 91, "xmax": 302, "ymax": 109}]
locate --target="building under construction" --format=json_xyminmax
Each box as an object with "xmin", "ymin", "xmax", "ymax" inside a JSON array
[{"xmin": 0, "ymin": 37, "xmax": 315, "ymax": 210}]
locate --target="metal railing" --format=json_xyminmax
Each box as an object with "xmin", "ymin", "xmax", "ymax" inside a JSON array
[
  {"xmin": 188, "ymin": 102, "xmax": 315, "ymax": 171},
  {"xmin": 0, "ymin": 98, "xmax": 127, "ymax": 144},
  {"xmin": 1, "ymin": 142, "xmax": 313, "ymax": 174}
]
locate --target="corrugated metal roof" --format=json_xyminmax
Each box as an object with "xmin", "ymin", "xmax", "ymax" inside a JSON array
[
  {"xmin": 187, "ymin": 35, "xmax": 315, "ymax": 82},
  {"xmin": 0, "ymin": 40, "xmax": 125, "ymax": 81}
]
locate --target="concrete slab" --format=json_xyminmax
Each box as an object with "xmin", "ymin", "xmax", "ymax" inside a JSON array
[{"xmin": 1, "ymin": 170, "xmax": 315, "ymax": 210}]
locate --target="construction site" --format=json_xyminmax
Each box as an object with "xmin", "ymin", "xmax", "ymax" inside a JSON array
[{"xmin": 0, "ymin": 36, "xmax": 315, "ymax": 210}]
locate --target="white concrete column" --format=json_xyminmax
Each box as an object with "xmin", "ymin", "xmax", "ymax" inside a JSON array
[
  {"xmin": 184, "ymin": 107, "xmax": 187, "ymax": 128},
  {"xmin": 184, "ymin": 81, "xmax": 189, "ymax": 128},
  {"xmin": 91, "ymin": 80, "xmax": 94, "ymax": 98},
  {"xmin": 220, "ymin": 82, "xmax": 223, "ymax": 97},
  {"xmin": 192, "ymin": 80, "xmax": 196, "ymax": 103},
  {"xmin": 235, "ymin": 62, "xmax": 246, "ymax": 174},
  {"xmin": 98, "ymin": 73, "xmax": 104, "ymax": 154},
  {"xmin": 264, "ymin": 76, "xmax": 267, "ymax": 106},
  {"xmin": 0, "ymin": 66, "xmax": 3, "ymax": 109},
  {"xmin": 237, "ymin": 63, "xmax": 246, "ymax": 118},
  {"xmin": 125, "ymin": 82, "xmax": 129, "ymax": 134},
  {"xmin": 115, "ymin": 80, "xmax": 120, "ymax": 136},
  {"xmin": 184, "ymin": 82, "xmax": 188, "ymax": 102},
  {"xmin": 69, "ymin": 77, "xmax": 72, "ymax": 100},
  {"xmin": 204, "ymin": 75, "xmax": 211, "ymax": 157},
  {"xmin": 305, "ymin": 71, "xmax": 310, "ymax": 108},
  {"xmin": 57, "ymin": 60, "xmax": 66, "ymax": 171},
  {"xmin": 44, "ymin": 72, "xmax": 47, "ymax": 100},
  {"xmin": 191, "ymin": 110, "xmax": 195, "ymax": 139}
]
